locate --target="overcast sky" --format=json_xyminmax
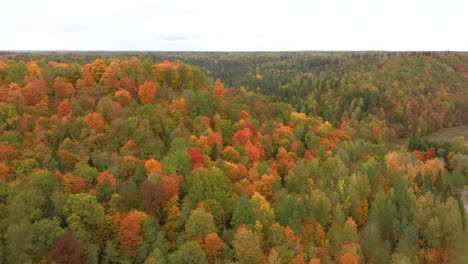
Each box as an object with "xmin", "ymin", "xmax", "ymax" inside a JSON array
[{"xmin": 1, "ymin": 0, "xmax": 467, "ymax": 51}]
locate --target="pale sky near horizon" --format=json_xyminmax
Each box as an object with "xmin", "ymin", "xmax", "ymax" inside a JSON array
[{"xmin": 1, "ymin": 0, "xmax": 467, "ymax": 51}]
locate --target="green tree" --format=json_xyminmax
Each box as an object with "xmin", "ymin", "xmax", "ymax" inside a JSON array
[
  {"xmin": 305, "ymin": 130, "xmax": 321, "ymax": 149},
  {"xmin": 186, "ymin": 167, "xmax": 234, "ymax": 213},
  {"xmin": 161, "ymin": 139, "xmax": 191, "ymax": 176},
  {"xmin": 31, "ymin": 218, "xmax": 65, "ymax": 261},
  {"xmin": 102, "ymin": 242, "xmax": 120, "ymax": 264},
  {"xmin": 6, "ymin": 62, "xmax": 28, "ymax": 85},
  {"xmin": 97, "ymin": 178, "xmax": 116, "ymax": 203},
  {"xmin": 170, "ymin": 241, "xmax": 208, "ymax": 264},
  {"xmin": 250, "ymin": 192, "xmax": 275, "ymax": 229},
  {"xmin": 4, "ymin": 220, "xmax": 33, "ymax": 264},
  {"xmin": 63, "ymin": 194, "xmax": 105, "ymax": 243},
  {"xmin": 73, "ymin": 162, "xmax": 100, "ymax": 184},
  {"xmin": 0, "ymin": 104, "xmax": 19, "ymax": 130},
  {"xmin": 231, "ymin": 195, "xmax": 256, "ymax": 230},
  {"xmin": 185, "ymin": 208, "xmax": 217, "ymax": 240},
  {"xmin": 233, "ymin": 226, "xmax": 262, "ymax": 264}
]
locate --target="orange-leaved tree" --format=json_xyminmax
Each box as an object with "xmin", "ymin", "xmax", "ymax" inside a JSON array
[
  {"xmin": 203, "ymin": 233, "xmax": 223, "ymax": 264},
  {"xmin": 212, "ymin": 80, "xmax": 225, "ymax": 97},
  {"xmin": 118, "ymin": 210, "xmax": 148, "ymax": 258},
  {"xmin": 85, "ymin": 112, "xmax": 105, "ymax": 132},
  {"xmin": 339, "ymin": 252, "xmax": 358, "ymax": 264},
  {"xmin": 138, "ymin": 81, "xmax": 157, "ymax": 104},
  {"xmin": 144, "ymin": 159, "xmax": 163, "ymax": 176}
]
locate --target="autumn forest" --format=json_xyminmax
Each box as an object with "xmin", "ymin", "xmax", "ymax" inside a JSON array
[{"xmin": 0, "ymin": 51, "xmax": 467, "ymax": 264}]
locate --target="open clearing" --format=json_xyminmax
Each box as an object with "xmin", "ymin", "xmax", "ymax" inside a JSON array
[
  {"xmin": 397, "ymin": 126, "xmax": 468, "ymax": 146},
  {"xmin": 463, "ymin": 188, "xmax": 468, "ymax": 215},
  {"xmin": 423, "ymin": 126, "xmax": 468, "ymax": 142}
]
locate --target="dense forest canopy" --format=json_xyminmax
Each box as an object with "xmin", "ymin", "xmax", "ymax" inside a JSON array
[
  {"xmin": 0, "ymin": 52, "xmax": 467, "ymax": 264},
  {"xmin": 4, "ymin": 51, "xmax": 466, "ymax": 137}
]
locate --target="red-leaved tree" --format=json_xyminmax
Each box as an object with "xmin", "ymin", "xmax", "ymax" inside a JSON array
[
  {"xmin": 57, "ymin": 101, "xmax": 71, "ymax": 118},
  {"xmin": 49, "ymin": 232, "xmax": 88, "ymax": 264},
  {"xmin": 141, "ymin": 181, "xmax": 167, "ymax": 214}
]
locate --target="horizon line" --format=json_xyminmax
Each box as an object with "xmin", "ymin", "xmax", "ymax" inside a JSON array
[{"xmin": 1, "ymin": 50, "xmax": 466, "ymax": 53}]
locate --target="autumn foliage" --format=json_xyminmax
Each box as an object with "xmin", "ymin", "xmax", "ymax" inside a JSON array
[
  {"xmin": 339, "ymin": 252, "xmax": 358, "ymax": 264},
  {"xmin": 0, "ymin": 163, "xmax": 12, "ymax": 180},
  {"xmin": 188, "ymin": 149, "xmax": 204, "ymax": 167},
  {"xmin": 49, "ymin": 232, "xmax": 88, "ymax": 264},
  {"xmin": 212, "ymin": 80, "xmax": 225, "ymax": 96},
  {"xmin": 53, "ymin": 77, "xmax": 75, "ymax": 101},
  {"xmin": 141, "ymin": 181, "xmax": 167, "ymax": 214},
  {"xmin": 0, "ymin": 53, "xmax": 465, "ymax": 264},
  {"xmin": 203, "ymin": 233, "xmax": 223, "ymax": 264},
  {"xmin": 57, "ymin": 101, "xmax": 71, "ymax": 118},
  {"xmin": 115, "ymin": 89, "xmax": 132, "ymax": 105},
  {"xmin": 97, "ymin": 171, "xmax": 117, "ymax": 188},
  {"xmin": 85, "ymin": 112, "xmax": 105, "ymax": 132},
  {"xmin": 118, "ymin": 210, "xmax": 148, "ymax": 258},
  {"xmin": 144, "ymin": 159, "xmax": 163, "ymax": 176},
  {"xmin": 138, "ymin": 81, "xmax": 157, "ymax": 104}
]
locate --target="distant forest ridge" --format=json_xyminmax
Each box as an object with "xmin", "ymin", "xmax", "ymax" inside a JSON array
[{"xmin": 7, "ymin": 50, "xmax": 467, "ymax": 137}]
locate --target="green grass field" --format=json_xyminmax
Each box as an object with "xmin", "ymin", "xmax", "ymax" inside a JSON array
[
  {"xmin": 452, "ymin": 217, "xmax": 468, "ymax": 264},
  {"xmin": 424, "ymin": 126, "xmax": 468, "ymax": 142},
  {"xmin": 397, "ymin": 126, "xmax": 468, "ymax": 146}
]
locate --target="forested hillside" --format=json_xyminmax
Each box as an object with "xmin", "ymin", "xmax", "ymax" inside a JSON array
[
  {"xmin": 13, "ymin": 51, "xmax": 467, "ymax": 137},
  {"xmin": 0, "ymin": 53, "xmax": 467, "ymax": 264},
  {"xmin": 145, "ymin": 52, "xmax": 468, "ymax": 138}
]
